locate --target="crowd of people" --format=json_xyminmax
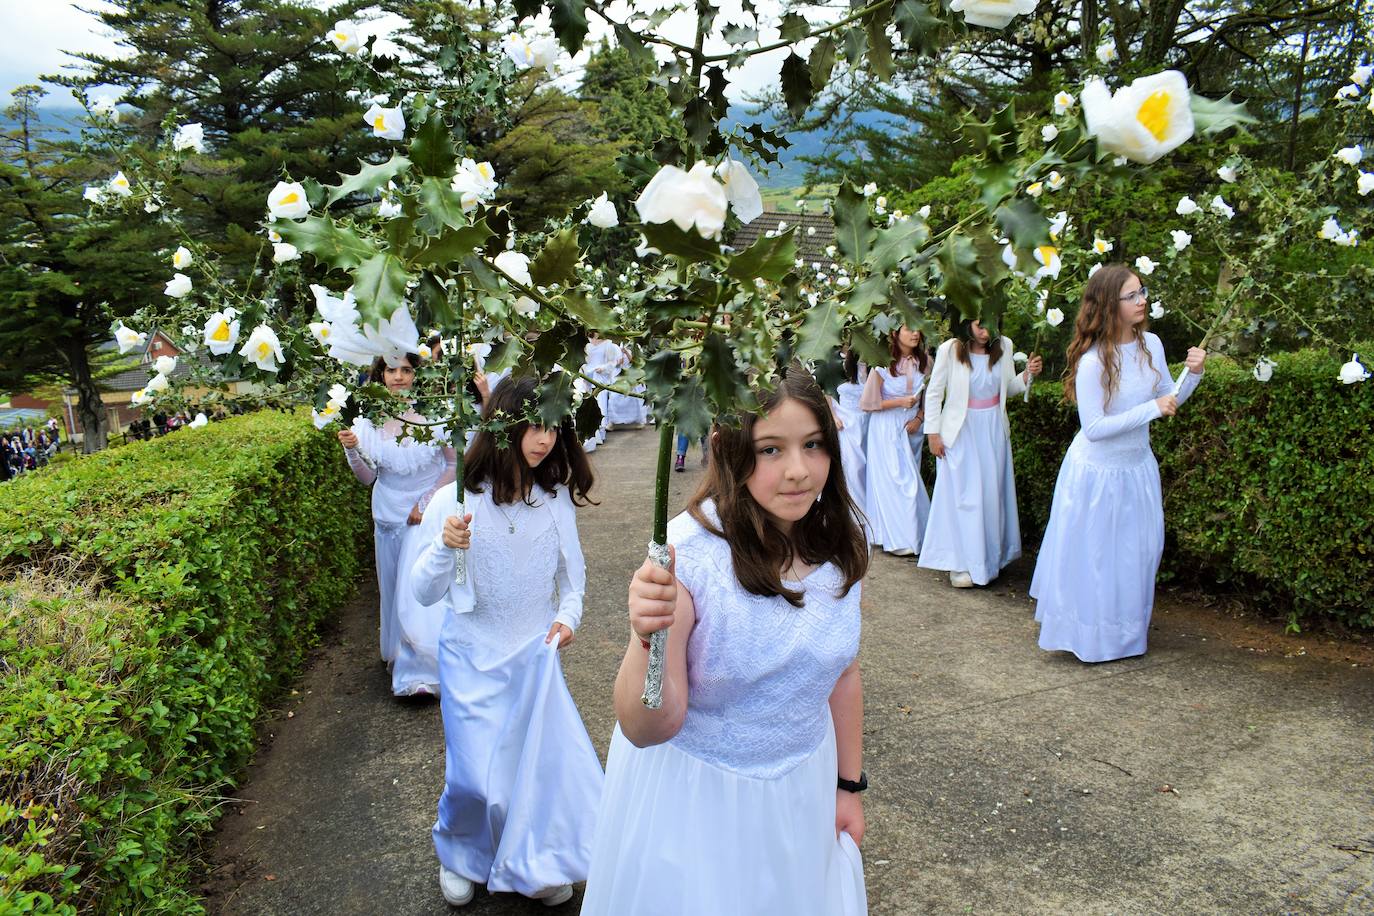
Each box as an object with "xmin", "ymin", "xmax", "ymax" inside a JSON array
[
  {"xmin": 328, "ymin": 263, "xmax": 1204, "ymax": 913},
  {"xmin": 1, "ymin": 418, "xmax": 62, "ymax": 480}
]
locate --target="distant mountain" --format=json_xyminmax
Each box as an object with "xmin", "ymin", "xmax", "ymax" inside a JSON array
[{"xmin": 721, "ymin": 104, "xmax": 898, "ymax": 188}]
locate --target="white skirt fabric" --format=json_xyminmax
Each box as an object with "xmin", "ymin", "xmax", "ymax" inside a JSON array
[
  {"xmin": 433, "ymin": 629, "xmax": 603, "ymax": 895},
  {"xmin": 918, "ymin": 407, "xmax": 1021, "ymax": 584},
  {"xmin": 580, "ymin": 719, "xmax": 866, "ymax": 916},
  {"xmin": 836, "ymin": 411, "xmax": 867, "ymax": 513},
  {"xmin": 863, "ymin": 406, "xmax": 930, "ymax": 554},
  {"xmin": 606, "ymin": 389, "xmax": 647, "ymax": 425},
  {"xmin": 390, "ymin": 522, "xmax": 444, "ymax": 696},
  {"xmin": 1031, "ymin": 436, "xmax": 1165, "ymax": 662}
]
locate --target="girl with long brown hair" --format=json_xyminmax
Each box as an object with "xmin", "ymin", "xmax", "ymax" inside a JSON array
[
  {"xmin": 582, "ymin": 364, "xmax": 870, "ymax": 916},
  {"xmin": 408, "ymin": 374, "xmax": 602, "ymax": 907},
  {"xmin": 1032, "ymin": 264, "xmax": 1206, "ymax": 662},
  {"xmin": 859, "ymin": 323, "xmax": 932, "ymax": 555},
  {"xmin": 338, "ymin": 352, "xmax": 456, "ymax": 696},
  {"xmin": 920, "ymin": 316, "xmax": 1042, "ymax": 588}
]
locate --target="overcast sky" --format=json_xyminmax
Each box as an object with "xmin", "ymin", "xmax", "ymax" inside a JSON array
[{"xmin": 0, "ymin": 0, "xmax": 799, "ymax": 108}]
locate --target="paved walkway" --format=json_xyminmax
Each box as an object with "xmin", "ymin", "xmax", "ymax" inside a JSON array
[{"xmin": 202, "ymin": 427, "xmax": 1374, "ymax": 914}]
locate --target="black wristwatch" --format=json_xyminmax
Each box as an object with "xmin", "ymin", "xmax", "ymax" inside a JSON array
[{"xmin": 837, "ymin": 771, "xmax": 868, "ymax": 794}]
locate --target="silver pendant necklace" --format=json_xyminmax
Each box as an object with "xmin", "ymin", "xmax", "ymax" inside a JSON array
[{"xmin": 493, "ymin": 501, "xmax": 518, "ymax": 534}]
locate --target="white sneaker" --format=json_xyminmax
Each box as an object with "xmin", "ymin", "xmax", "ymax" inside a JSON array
[
  {"xmin": 439, "ymin": 865, "xmax": 475, "ymax": 906},
  {"xmin": 949, "ymin": 571, "xmax": 974, "ymax": 588},
  {"xmin": 889, "ymin": 547, "xmax": 915, "ymax": 557},
  {"xmin": 534, "ymin": 885, "xmax": 574, "ymax": 907}
]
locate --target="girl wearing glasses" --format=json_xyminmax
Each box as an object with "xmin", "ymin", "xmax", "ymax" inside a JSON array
[{"xmin": 1032, "ymin": 265, "xmax": 1206, "ymax": 662}]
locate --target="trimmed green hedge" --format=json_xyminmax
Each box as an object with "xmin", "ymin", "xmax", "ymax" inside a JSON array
[
  {"xmin": 1010, "ymin": 348, "xmax": 1374, "ymax": 630},
  {"xmin": 0, "ymin": 411, "xmax": 370, "ymax": 913}
]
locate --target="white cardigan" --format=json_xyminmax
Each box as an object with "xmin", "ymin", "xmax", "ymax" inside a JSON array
[{"xmin": 922, "ymin": 337, "xmax": 1030, "ymax": 448}]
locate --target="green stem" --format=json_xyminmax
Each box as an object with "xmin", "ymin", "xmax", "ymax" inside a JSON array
[{"xmin": 653, "ymin": 421, "xmax": 675, "ymax": 545}]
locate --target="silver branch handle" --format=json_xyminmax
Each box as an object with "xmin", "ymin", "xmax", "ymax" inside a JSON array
[
  {"xmin": 640, "ymin": 540, "xmax": 671, "ymax": 708},
  {"xmin": 452, "ymin": 497, "xmax": 468, "ymax": 586}
]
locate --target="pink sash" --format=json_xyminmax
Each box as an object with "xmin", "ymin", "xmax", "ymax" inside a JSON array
[{"xmin": 968, "ymin": 394, "xmax": 1001, "ymax": 409}]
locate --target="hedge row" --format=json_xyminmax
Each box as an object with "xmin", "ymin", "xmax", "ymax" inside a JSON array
[
  {"xmin": 0, "ymin": 411, "xmax": 370, "ymax": 913},
  {"xmin": 1009, "ymin": 348, "xmax": 1374, "ymax": 630}
]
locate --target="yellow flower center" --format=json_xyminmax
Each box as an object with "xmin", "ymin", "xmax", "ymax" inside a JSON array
[
  {"xmin": 478, "ymin": 163, "xmax": 493, "ymax": 180},
  {"xmin": 320, "ymin": 326, "xmax": 330, "ymax": 338},
  {"xmin": 257, "ymin": 342, "xmax": 271, "ymax": 359},
  {"xmin": 1037, "ymin": 245, "xmax": 1059, "ymax": 264},
  {"xmin": 1136, "ymin": 91, "xmax": 1173, "ymax": 142},
  {"xmin": 278, "ymin": 192, "xmax": 299, "ymax": 205},
  {"xmin": 211, "ymin": 321, "xmax": 230, "ymax": 342},
  {"xmin": 373, "ymin": 115, "xmax": 387, "ymax": 131},
  {"xmin": 332, "ymin": 31, "xmax": 346, "ymax": 42}
]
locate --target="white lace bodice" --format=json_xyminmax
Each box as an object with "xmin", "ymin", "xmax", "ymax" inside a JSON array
[
  {"xmin": 351, "ymin": 416, "xmax": 450, "ymax": 526},
  {"xmin": 836, "ymin": 381, "xmax": 864, "ymax": 414},
  {"xmin": 458, "ymin": 490, "xmax": 563, "ymax": 649},
  {"xmin": 668, "ymin": 504, "xmax": 862, "ymax": 779},
  {"xmin": 1071, "ymin": 334, "xmax": 1201, "ymax": 467}
]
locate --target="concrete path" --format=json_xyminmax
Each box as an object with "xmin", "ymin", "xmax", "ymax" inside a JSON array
[{"xmin": 201, "ymin": 427, "xmax": 1374, "ymax": 915}]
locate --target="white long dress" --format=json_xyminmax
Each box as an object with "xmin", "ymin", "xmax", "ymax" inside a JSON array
[
  {"xmin": 410, "ymin": 483, "xmax": 603, "ymax": 895},
  {"xmin": 832, "ymin": 381, "xmax": 868, "ymax": 512},
  {"xmin": 862, "ymin": 364, "xmax": 930, "ymax": 553},
  {"xmin": 582, "ymin": 339, "xmax": 621, "ymax": 451},
  {"xmin": 1032, "ymin": 334, "xmax": 1202, "ymax": 662},
  {"xmin": 581, "ymin": 504, "xmax": 867, "ymax": 916},
  {"xmin": 346, "ymin": 416, "xmax": 453, "ymax": 695},
  {"xmin": 919, "ymin": 353, "xmax": 1021, "ymax": 584}
]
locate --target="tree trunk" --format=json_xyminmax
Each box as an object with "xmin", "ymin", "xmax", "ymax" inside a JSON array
[{"xmin": 66, "ymin": 342, "xmax": 108, "ymax": 453}]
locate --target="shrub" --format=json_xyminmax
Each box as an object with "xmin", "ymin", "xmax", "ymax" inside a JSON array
[
  {"xmin": 1010, "ymin": 348, "xmax": 1374, "ymax": 630},
  {"xmin": 0, "ymin": 411, "xmax": 370, "ymax": 913}
]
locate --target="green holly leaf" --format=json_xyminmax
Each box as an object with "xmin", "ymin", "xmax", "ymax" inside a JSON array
[
  {"xmin": 352, "ymin": 253, "xmax": 411, "ymax": 328},
  {"xmin": 561, "ymin": 290, "xmax": 616, "ymax": 330},
  {"xmin": 1191, "ymin": 93, "xmax": 1258, "ymax": 136},
  {"xmin": 726, "ymin": 230, "xmax": 797, "ymax": 283},
  {"xmin": 868, "ymin": 219, "xmax": 929, "ymax": 274},
  {"xmin": 574, "ymin": 391, "xmax": 603, "ymax": 441},
  {"xmin": 530, "ymin": 227, "xmax": 581, "ymax": 288},
  {"xmin": 324, "ymin": 154, "xmax": 412, "ymax": 207},
  {"xmin": 974, "ymin": 161, "xmax": 1019, "ymax": 212},
  {"xmin": 536, "ymin": 371, "xmax": 576, "ymax": 427},
  {"xmin": 462, "ymin": 253, "xmax": 504, "ymax": 296},
  {"xmin": 936, "ymin": 233, "xmax": 984, "ymax": 320},
  {"xmin": 684, "ymin": 97, "xmax": 713, "ymax": 148},
  {"xmin": 415, "ymin": 271, "xmax": 454, "ymax": 329},
  {"xmin": 865, "ymin": 13, "xmax": 894, "ymax": 79},
  {"xmin": 845, "ymin": 275, "xmax": 890, "ymax": 320},
  {"xmin": 794, "ymin": 295, "xmax": 844, "ymax": 362},
  {"xmin": 780, "ymin": 52, "xmax": 813, "ymax": 119},
  {"xmin": 644, "ymin": 348, "xmax": 683, "ymax": 404},
  {"xmin": 700, "ymin": 333, "xmax": 750, "ymax": 410},
  {"xmin": 809, "ymin": 37, "xmax": 837, "ymax": 90},
  {"xmin": 833, "ymin": 181, "xmax": 877, "ymax": 263},
  {"xmin": 275, "ymin": 215, "xmax": 378, "ymax": 270},
  {"xmin": 550, "ymin": 0, "xmax": 589, "ymax": 54},
  {"xmin": 670, "ymin": 376, "xmax": 713, "ymax": 440},
  {"xmin": 994, "ymin": 199, "xmax": 1050, "ymax": 250},
  {"xmin": 848, "ymin": 327, "xmax": 888, "ymax": 372},
  {"xmin": 416, "ymin": 177, "xmax": 469, "ymax": 235},
  {"xmin": 614, "ymin": 23, "xmax": 654, "ymax": 65},
  {"xmin": 779, "ymin": 12, "xmax": 809, "ymax": 41},
  {"xmin": 640, "ymin": 222, "xmax": 722, "ymax": 262},
  {"xmin": 411, "ymin": 219, "xmax": 492, "ymax": 269},
  {"xmin": 723, "ymin": 23, "xmax": 758, "ymax": 45},
  {"xmin": 409, "ymin": 110, "xmax": 457, "ymax": 178},
  {"xmin": 894, "ymin": 0, "xmax": 941, "ymax": 50}
]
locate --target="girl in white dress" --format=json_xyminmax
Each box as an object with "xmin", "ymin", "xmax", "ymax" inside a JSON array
[
  {"xmin": 338, "ymin": 354, "xmax": 455, "ymax": 696},
  {"xmin": 582, "ymin": 365, "xmax": 870, "ymax": 916},
  {"xmin": 920, "ymin": 318, "xmax": 1042, "ymax": 588},
  {"xmin": 409, "ymin": 375, "xmax": 603, "ymax": 907},
  {"xmin": 604, "ymin": 343, "xmax": 648, "ymax": 428},
  {"xmin": 581, "ymin": 334, "xmax": 621, "ymax": 452},
  {"xmin": 1032, "ymin": 265, "xmax": 1206, "ymax": 662},
  {"xmin": 860, "ymin": 325, "xmax": 931, "ymax": 556},
  {"xmin": 829, "ymin": 350, "xmax": 869, "ymax": 519}
]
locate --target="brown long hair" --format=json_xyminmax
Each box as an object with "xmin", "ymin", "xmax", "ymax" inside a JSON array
[
  {"xmin": 463, "ymin": 374, "xmax": 596, "ymax": 506},
  {"xmin": 951, "ymin": 317, "xmax": 1004, "ymax": 367},
  {"xmin": 1063, "ymin": 264, "xmax": 1160, "ymax": 404},
  {"xmin": 888, "ymin": 325, "xmax": 930, "ymax": 375},
  {"xmin": 688, "ymin": 364, "xmax": 869, "ymax": 608},
  {"xmin": 367, "ymin": 352, "xmax": 421, "ymax": 382}
]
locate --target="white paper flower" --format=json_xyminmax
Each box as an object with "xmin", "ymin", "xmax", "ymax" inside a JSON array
[
  {"xmin": 493, "ymin": 250, "xmax": 532, "ymax": 287},
  {"xmin": 1338, "ymin": 355, "xmax": 1370, "ymax": 384},
  {"xmin": 364, "ymin": 104, "xmax": 405, "ymax": 141},
  {"xmin": 635, "ymin": 162, "xmax": 729, "ymax": 239},
  {"xmin": 308, "ymin": 321, "xmax": 332, "ymax": 346},
  {"xmin": 171, "ymin": 246, "xmax": 193, "ymax": 270},
  {"xmin": 1013, "ymin": 351, "xmax": 1028, "ymax": 364},
  {"xmin": 1319, "ymin": 216, "xmax": 1343, "ymax": 241},
  {"xmin": 1336, "ymin": 84, "xmax": 1362, "ymax": 102},
  {"xmin": 861, "ymin": 182, "xmax": 877, "ymax": 196},
  {"xmin": 1252, "ymin": 356, "xmax": 1276, "ymax": 382},
  {"xmin": 1359, "ymin": 172, "xmax": 1374, "ymax": 196},
  {"xmin": 584, "ymin": 192, "xmax": 619, "ymax": 229},
  {"xmin": 450, "ymin": 158, "xmax": 498, "ymax": 211},
  {"xmin": 1046, "ymin": 171, "xmax": 1066, "ymax": 191},
  {"xmin": 1335, "ymin": 229, "xmax": 1360, "ymax": 248},
  {"xmin": 1352, "ymin": 65, "xmax": 1374, "ymax": 88},
  {"xmin": 268, "ymin": 181, "xmax": 310, "ymax": 219},
  {"xmin": 327, "ymin": 383, "xmax": 349, "ymax": 408},
  {"xmin": 1218, "ymin": 165, "xmax": 1239, "ymax": 183},
  {"xmin": 1176, "ymin": 196, "xmax": 1200, "ymax": 216},
  {"xmin": 362, "ymin": 306, "xmax": 421, "ymax": 367},
  {"xmin": 714, "ymin": 161, "xmax": 769, "ymax": 225},
  {"xmin": 1041, "ymin": 124, "xmax": 1060, "ymax": 144},
  {"xmin": 1087, "ymin": 262, "xmax": 1102, "ymax": 278},
  {"xmin": 949, "ymin": 0, "xmax": 1036, "ymax": 29},
  {"xmin": 376, "ymin": 198, "xmax": 402, "ymax": 219},
  {"xmin": 144, "ymin": 372, "xmax": 170, "ymax": 395},
  {"xmin": 115, "ymin": 324, "xmax": 146, "ymax": 354},
  {"xmin": 273, "ymin": 242, "xmax": 300, "ymax": 263},
  {"xmin": 312, "ymin": 403, "xmax": 342, "ymax": 429},
  {"xmin": 1170, "ymin": 230, "xmax": 1192, "ymax": 251},
  {"xmin": 1096, "ymin": 41, "xmax": 1118, "ymax": 65},
  {"xmin": 1210, "ymin": 195, "xmax": 1235, "ymax": 219},
  {"xmin": 155, "ymin": 355, "xmax": 177, "ymax": 376},
  {"xmin": 90, "ymin": 97, "xmax": 118, "ymax": 119},
  {"xmin": 268, "ymin": 228, "xmax": 282, "ymax": 243},
  {"xmin": 189, "ymin": 412, "xmax": 208, "ymax": 429},
  {"xmin": 239, "ymin": 323, "xmax": 285, "ymax": 372},
  {"xmin": 919, "ymin": 205, "xmax": 932, "ymax": 219},
  {"xmin": 1033, "ymin": 245, "xmax": 1062, "ymax": 282},
  {"xmin": 108, "ymin": 171, "xmax": 132, "ymax": 197},
  {"xmin": 1081, "ymin": 71, "xmax": 1194, "ymax": 164},
  {"xmin": 1053, "ymin": 91, "xmax": 1075, "ymax": 116},
  {"xmin": 1092, "ymin": 237, "xmax": 1114, "ymax": 255},
  {"xmin": 1335, "ymin": 145, "xmax": 1364, "ymax": 166},
  {"xmin": 203, "ymin": 309, "xmax": 240, "ymax": 356},
  {"xmin": 130, "ymin": 388, "xmax": 152, "ymax": 407},
  {"xmin": 83, "ymin": 186, "xmax": 105, "ymax": 203},
  {"xmin": 1001, "ymin": 242, "xmax": 1018, "ymax": 272},
  {"xmin": 1150, "ymin": 301, "xmax": 1165, "ymax": 319},
  {"xmin": 165, "ymin": 273, "xmax": 193, "ymax": 298},
  {"xmin": 144, "ymin": 200, "xmax": 160, "ymax": 213},
  {"xmin": 328, "ymin": 21, "xmax": 362, "ymax": 55},
  {"xmin": 1134, "ymin": 255, "xmax": 1157, "ymax": 275},
  {"xmin": 1048, "ymin": 211, "xmax": 1069, "ymax": 239},
  {"xmin": 1026, "ymin": 181, "xmax": 1044, "ymax": 198},
  {"xmin": 512, "ymin": 295, "xmax": 540, "ymax": 317},
  {"xmin": 173, "ymin": 123, "xmax": 205, "ymax": 153},
  {"xmin": 1045, "ymin": 307, "xmax": 1065, "ymax": 327}
]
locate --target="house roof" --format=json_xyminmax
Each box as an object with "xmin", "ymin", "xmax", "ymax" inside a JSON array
[{"xmin": 728, "ymin": 209, "xmax": 836, "ymax": 263}]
